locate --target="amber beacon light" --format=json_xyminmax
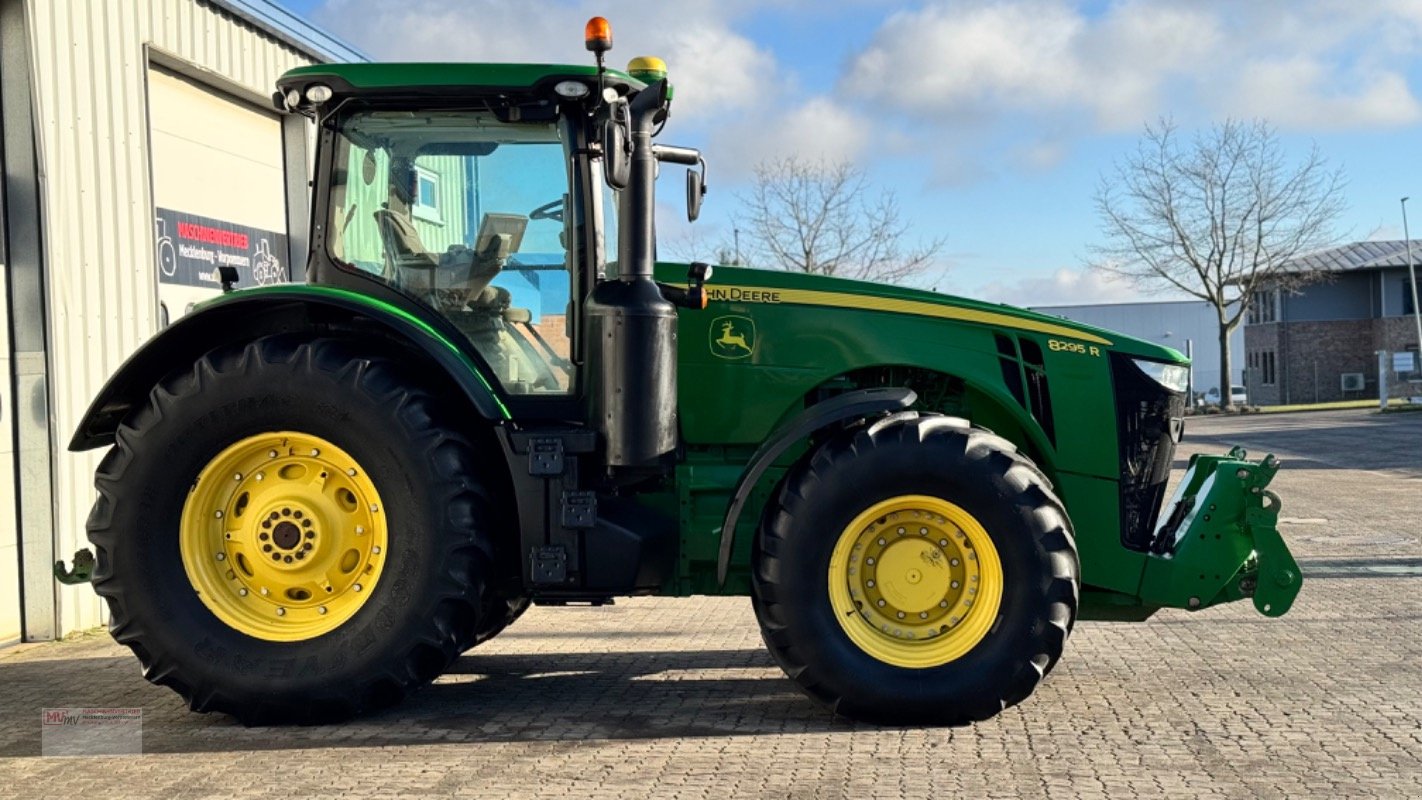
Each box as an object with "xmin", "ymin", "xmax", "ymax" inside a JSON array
[{"xmin": 585, "ymin": 16, "xmax": 613, "ymax": 53}]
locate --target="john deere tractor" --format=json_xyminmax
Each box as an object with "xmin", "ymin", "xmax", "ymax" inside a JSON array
[{"xmin": 69, "ymin": 19, "xmax": 1301, "ymax": 726}]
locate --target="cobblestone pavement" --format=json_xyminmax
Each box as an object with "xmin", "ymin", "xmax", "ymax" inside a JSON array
[{"xmin": 1, "ymin": 409, "xmax": 1419, "ymax": 798}]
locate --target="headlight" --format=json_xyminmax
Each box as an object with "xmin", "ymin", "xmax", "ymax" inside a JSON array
[
  {"xmin": 305, "ymin": 84, "xmax": 333, "ymax": 104},
  {"xmin": 1132, "ymin": 358, "xmax": 1189, "ymax": 394},
  {"xmin": 554, "ymin": 80, "xmax": 591, "ymax": 99}
]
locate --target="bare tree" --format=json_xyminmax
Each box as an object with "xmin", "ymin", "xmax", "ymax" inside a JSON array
[
  {"xmin": 736, "ymin": 157, "xmax": 943, "ymax": 284},
  {"xmin": 1090, "ymin": 119, "xmax": 1346, "ymax": 408}
]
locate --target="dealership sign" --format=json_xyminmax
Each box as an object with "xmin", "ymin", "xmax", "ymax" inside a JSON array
[{"xmin": 154, "ymin": 208, "xmax": 289, "ymax": 288}]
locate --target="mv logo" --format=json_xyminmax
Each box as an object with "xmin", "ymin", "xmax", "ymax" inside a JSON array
[{"xmin": 709, "ymin": 315, "xmax": 756, "ymax": 360}]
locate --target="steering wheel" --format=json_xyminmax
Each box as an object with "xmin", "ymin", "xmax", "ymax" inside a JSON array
[{"xmin": 529, "ymin": 199, "xmax": 564, "ymax": 223}]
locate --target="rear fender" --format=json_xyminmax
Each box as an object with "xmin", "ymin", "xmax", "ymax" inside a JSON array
[{"xmin": 69, "ymin": 285, "xmax": 510, "ymax": 451}]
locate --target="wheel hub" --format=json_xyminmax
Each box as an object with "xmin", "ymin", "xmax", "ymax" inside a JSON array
[
  {"xmin": 827, "ymin": 495, "xmax": 1003, "ymax": 668},
  {"xmin": 179, "ymin": 432, "xmax": 388, "ymax": 641}
]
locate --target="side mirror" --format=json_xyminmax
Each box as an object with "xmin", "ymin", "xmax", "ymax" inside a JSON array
[
  {"xmin": 686, "ymin": 160, "xmax": 706, "ymax": 222},
  {"xmin": 602, "ymin": 113, "xmax": 630, "ymax": 190}
]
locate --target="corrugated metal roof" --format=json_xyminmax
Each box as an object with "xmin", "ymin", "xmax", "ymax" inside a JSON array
[
  {"xmin": 204, "ymin": 0, "xmax": 368, "ymax": 63},
  {"xmin": 1279, "ymin": 240, "xmax": 1422, "ymax": 273}
]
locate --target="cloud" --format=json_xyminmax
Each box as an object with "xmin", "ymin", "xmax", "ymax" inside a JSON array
[
  {"xmin": 1223, "ymin": 60, "xmax": 1422, "ymax": 129},
  {"xmin": 972, "ymin": 267, "xmax": 1173, "ymax": 307},
  {"xmin": 312, "ymin": 0, "xmax": 777, "ymax": 121},
  {"xmin": 711, "ymin": 96, "xmax": 871, "ymax": 179},
  {"xmin": 842, "ymin": 0, "xmax": 1422, "ymax": 133}
]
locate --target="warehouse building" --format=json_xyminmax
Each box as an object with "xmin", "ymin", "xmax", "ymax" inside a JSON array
[
  {"xmin": 0, "ymin": 0, "xmax": 365, "ymax": 644},
  {"xmin": 1029, "ymin": 299, "xmax": 1244, "ymax": 403}
]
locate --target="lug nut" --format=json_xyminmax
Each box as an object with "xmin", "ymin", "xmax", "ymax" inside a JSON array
[
  {"xmin": 370, "ymin": 504, "xmax": 379, "ymax": 513},
  {"xmin": 310, "ymin": 448, "xmax": 320, "ymax": 457},
  {"xmin": 866, "ymin": 579, "xmax": 875, "ymax": 588},
  {"xmin": 877, "ymin": 538, "xmax": 886, "ymax": 546},
  {"xmin": 951, "ymin": 581, "xmax": 959, "ymax": 589},
  {"xmin": 940, "ymin": 539, "xmax": 949, "ymax": 547},
  {"xmin": 347, "ymin": 468, "xmax": 356, "ymax": 476},
  {"xmin": 354, "ymin": 583, "xmax": 363, "ymax": 592},
  {"xmin": 268, "ymin": 450, "xmax": 278, "ymax": 458},
  {"xmin": 876, "ymin": 599, "xmax": 885, "ymax": 607},
  {"xmin": 260, "ymin": 587, "xmax": 269, "ymax": 596},
  {"xmin": 919, "ymin": 612, "xmax": 929, "ymax": 619},
  {"xmin": 896, "ymin": 611, "xmax": 906, "ymax": 619},
  {"xmin": 372, "ymin": 546, "xmax": 381, "ymax": 555},
  {"xmin": 276, "ymin": 607, "xmax": 286, "ymax": 616},
  {"xmin": 355, "ymin": 526, "xmax": 365, "ymax": 535},
  {"xmin": 318, "ymin": 606, "xmax": 327, "ymax": 615},
  {"xmin": 214, "ymin": 510, "xmax": 223, "ymax": 519},
  {"xmin": 919, "ymin": 527, "xmax": 928, "ymax": 535},
  {"xmin": 233, "ymin": 473, "xmax": 242, "ymax": 481},
  {"xmin": 215, "ymin": 553, "xmax": 226, "ymax": 562},
  {"xmin": 238, "ymin": 588, "xmax": 249, "ymax": 596},
  {"xmin": 939, "ymin": 601, "xmax": 948, "ymax": 608},
  {"xmin": 255, "ymin": 473, "xmax": 264, "ymax": 482}
]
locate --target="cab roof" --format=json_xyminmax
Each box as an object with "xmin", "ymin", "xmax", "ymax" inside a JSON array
[{"xmin": 278, "ymin": 62, "xmax": 644, "ymax": 95}]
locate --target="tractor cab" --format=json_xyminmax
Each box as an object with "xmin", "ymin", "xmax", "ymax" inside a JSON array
[{"xmin": 276, "ymin": 35, "xmax": 708, "ymax": 454}]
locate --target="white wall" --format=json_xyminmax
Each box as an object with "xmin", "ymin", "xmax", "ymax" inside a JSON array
[{"xmin": 25, "ymin": 0, "xmax": 316, "ymax": 635}]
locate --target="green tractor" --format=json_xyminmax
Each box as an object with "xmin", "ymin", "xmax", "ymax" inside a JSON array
[{"xmin": 68, "ymin": 19, "xmax": 1301, "ymax": 726}]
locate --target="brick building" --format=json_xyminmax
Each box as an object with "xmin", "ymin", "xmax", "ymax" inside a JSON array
[{"xmin": 1243, "ymin": 240, "xmax": 1422, "ymax": 405}]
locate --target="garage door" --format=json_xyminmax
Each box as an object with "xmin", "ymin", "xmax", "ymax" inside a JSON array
[{"xmin": 147, "ymin": 68, "xmax": 290, "ymax": 322}]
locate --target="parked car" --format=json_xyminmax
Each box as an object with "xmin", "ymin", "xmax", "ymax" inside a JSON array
[{"xmin": 1198, "ymin": 385, "xmax": 1248, "ymax": 407}]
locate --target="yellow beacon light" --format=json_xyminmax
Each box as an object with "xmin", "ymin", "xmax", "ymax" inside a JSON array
[{"xmin": 627, "ymin": 56, "xmax": 667, "ymax": 83}]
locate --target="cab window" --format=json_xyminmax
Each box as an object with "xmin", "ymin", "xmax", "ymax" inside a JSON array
[{"xmin": 327, "ymin": 110, "xmax": 574, "ymax": 395}]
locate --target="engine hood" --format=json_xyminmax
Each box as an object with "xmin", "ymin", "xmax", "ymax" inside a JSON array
[{"xmin": 656, "ymin": 264, "xmax": 1187, "ymax": 365}]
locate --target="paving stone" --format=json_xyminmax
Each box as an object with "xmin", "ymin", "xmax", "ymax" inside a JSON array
[{"xmin": 0, "ymin": 409, "xmax": 1418, "ymax": 798}]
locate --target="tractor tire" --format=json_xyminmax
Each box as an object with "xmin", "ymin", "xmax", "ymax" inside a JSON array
[
  {"xmin": 751, "ymin": 412, "xmax": 1078, "ymax": 725},
  {"xmin": 87, "ymin": 335, "xmax": 501, "ymax": 724}
]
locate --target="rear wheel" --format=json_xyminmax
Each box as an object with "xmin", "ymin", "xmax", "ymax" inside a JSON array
[
  {"xmin": 752, "ymin": 413, "xmax": 1078, "ymax": 725},
  {"xmin": 88, "ymin": 336, "xmax": 500, "ymax": 724}
]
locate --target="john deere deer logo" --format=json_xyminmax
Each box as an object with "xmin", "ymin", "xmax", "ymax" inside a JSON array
[{"xmin": 710, "ymin": 315, "xmax": 756, "ymax": 360}]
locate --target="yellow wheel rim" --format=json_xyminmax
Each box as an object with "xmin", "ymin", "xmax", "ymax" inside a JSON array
[
  {"xmin": 179, "ymin": 431, "xmax": 388, "ymax": 642},
  {"xmin": 827, "ymin": 495, "xmax": 1004, "ymax": 668}
]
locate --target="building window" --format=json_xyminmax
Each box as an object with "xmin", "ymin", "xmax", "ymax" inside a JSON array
[
  {"xmin": 1247, "ymin": 290, "xmax": 1277, "ymax": 324},
  {"xmin": 1405, "ymin": 279, "xmax": 1417, "ymax": 316},
  {"xmin": 1260, "ymin": 351, "xmax": 1276, "ymax": 385},
  {"xmin": 413, "ymin": 167, "xmax": 441, "ymax": 223}
]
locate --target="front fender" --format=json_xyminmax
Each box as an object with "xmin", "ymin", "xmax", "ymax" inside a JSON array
[
  {"xmin": 716, "ymin": 386, "xmax": 917, "ymax": 585},
  {"xmin": 70, "ymin": 285, "xmax": 510, "ymax": 451}
]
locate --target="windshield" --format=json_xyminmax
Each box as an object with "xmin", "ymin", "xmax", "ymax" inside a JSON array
[{"xmin": 327, "ymin": 109, "xmax": 575, "ymax": 395}]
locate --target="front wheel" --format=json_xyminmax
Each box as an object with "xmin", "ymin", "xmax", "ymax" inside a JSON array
[
  {"xmin": 752, "ymin": 413, "xmax": 1079, "ymax": 725},
  {"xmin": 88, "ymin": 336, "xmax": 502, "ymax": 724}
]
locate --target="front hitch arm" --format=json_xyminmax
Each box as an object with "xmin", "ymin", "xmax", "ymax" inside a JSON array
[{"xmin": 1140, "ymin": 447, "xmax": 1302, "ymax": 616}]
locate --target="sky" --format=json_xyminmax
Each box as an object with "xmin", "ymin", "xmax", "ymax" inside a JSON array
[{"xmin": 276, "ymin": 0, "xmax": 1422, "ymax": 305}]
